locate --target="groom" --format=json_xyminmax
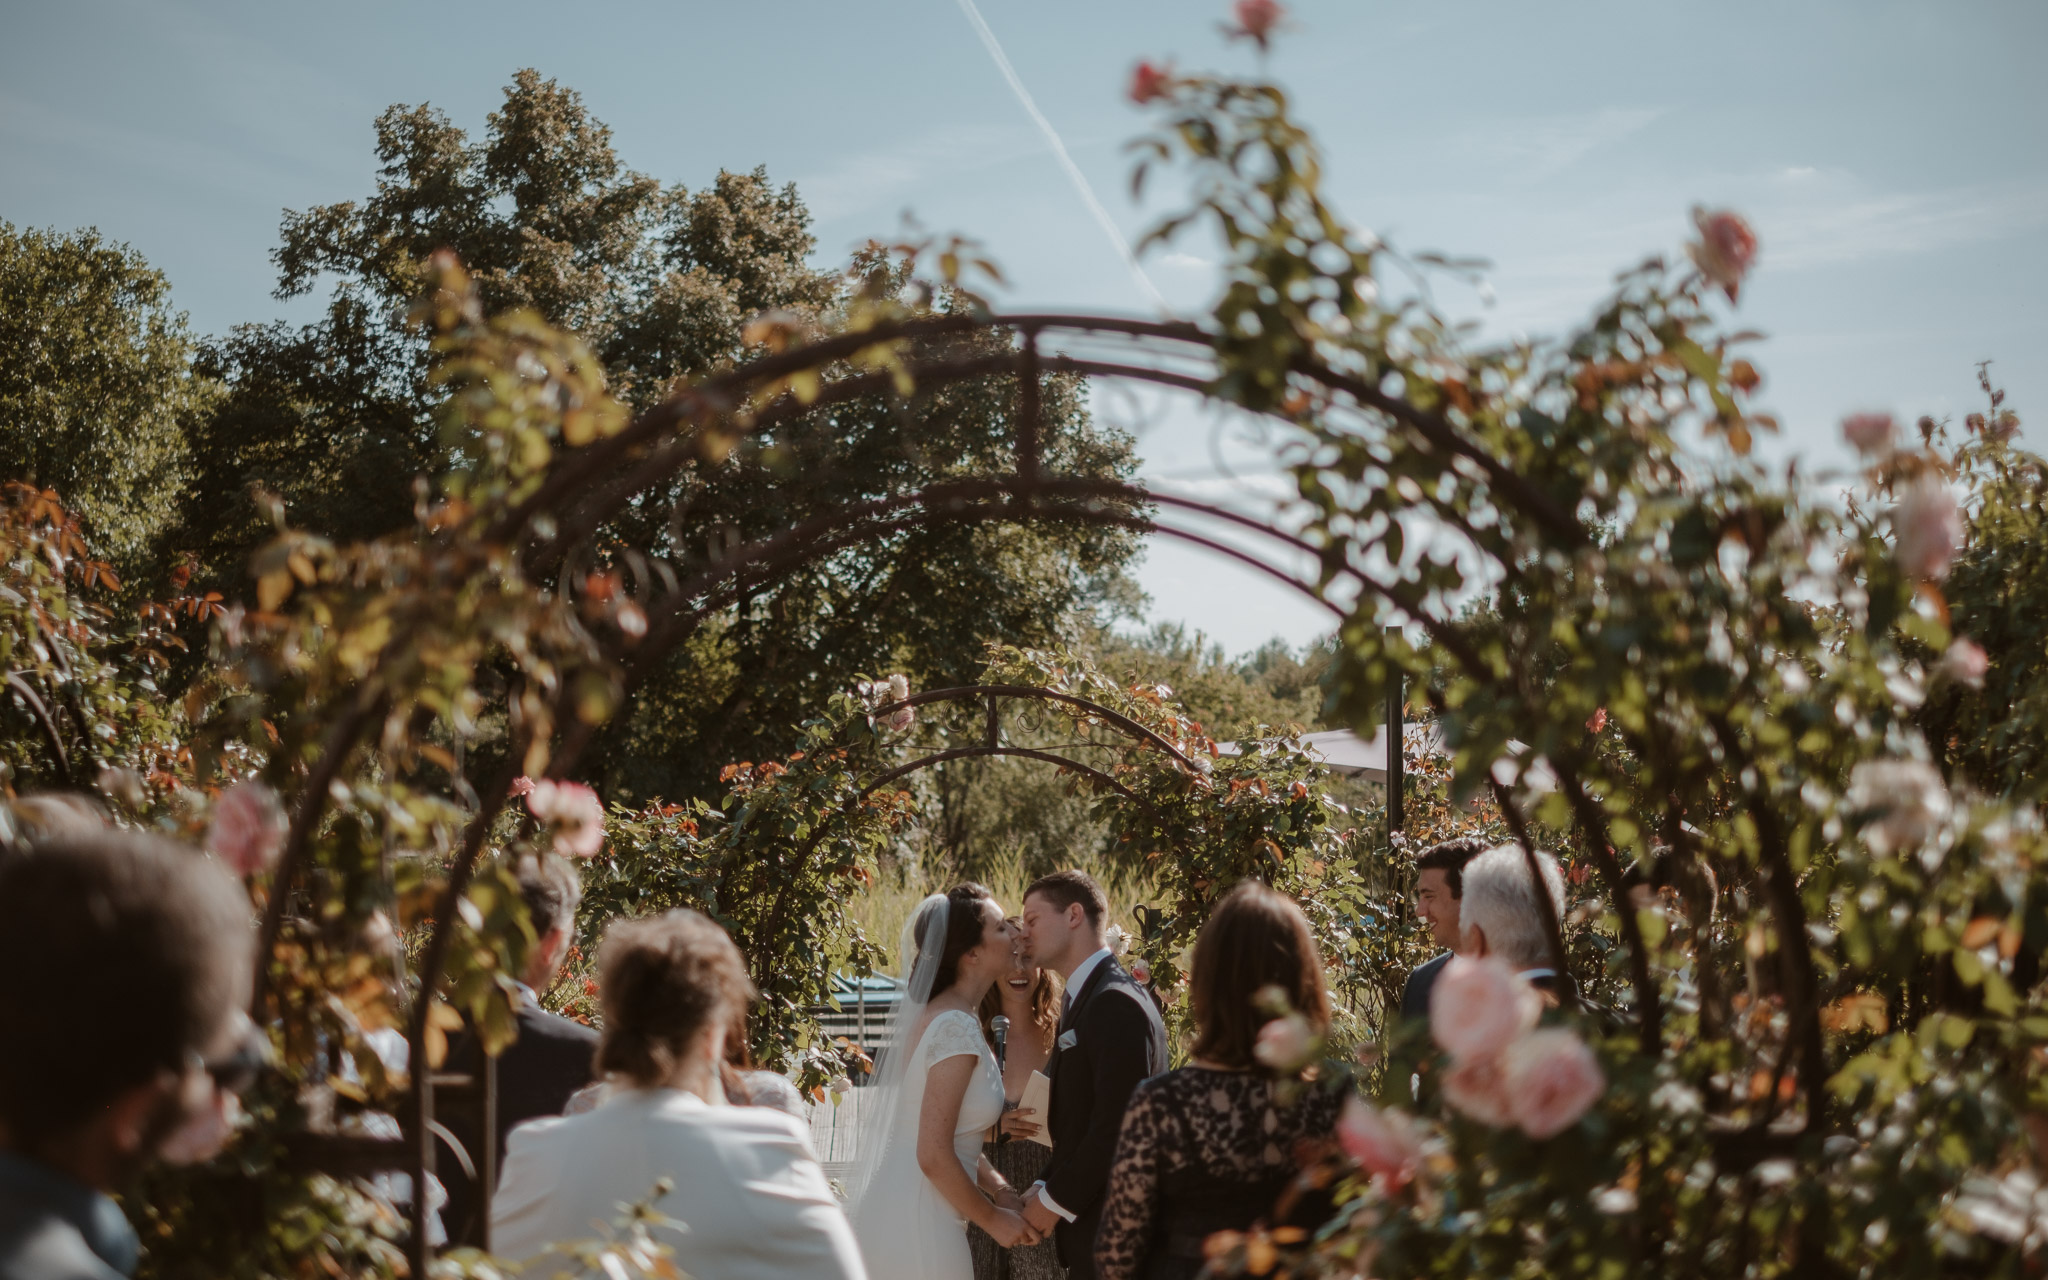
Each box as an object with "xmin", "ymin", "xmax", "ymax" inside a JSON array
[{"xmin": 1018, "ymin": 870, "xmax": 1167, "ymax": 1280}]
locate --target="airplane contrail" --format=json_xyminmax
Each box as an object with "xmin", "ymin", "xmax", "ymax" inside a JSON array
[{"xmin": 952, "ymin": 0, "xmax": 1172, "ymax": 314}]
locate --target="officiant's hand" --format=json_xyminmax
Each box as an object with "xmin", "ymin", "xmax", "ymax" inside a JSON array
[
  {"xmin": 998, "ymin": 1106, "xmax": 1042, "ymax": 1142},
  {"xmin": 984, "ymin": 1207, "xmax": 1041, "ymax": 1249}
]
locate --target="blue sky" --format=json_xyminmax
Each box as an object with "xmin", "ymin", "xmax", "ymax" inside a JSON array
[{"xmin": 4, "ymin": 0, "xmax": 2043, "ymax": 652}]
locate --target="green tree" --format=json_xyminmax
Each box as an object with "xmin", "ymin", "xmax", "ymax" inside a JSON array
[
  {"xmin": 181, "ymin": 69, "xmax": 1141, "ymax": 805},
  {"xmin": 1914, "ymin": 370, "xmax": 2045, "ymax": 802},
  {"xmin": 0, "ymin": 223, "xmax": 216, "ymax": 576},
  {"xmin": 909, "ymin": 625, "xmax": 1338, "ymax": 880}
]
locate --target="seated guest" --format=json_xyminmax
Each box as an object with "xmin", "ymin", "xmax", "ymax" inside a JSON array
[
  {"xmin": 1455, "ymin": 843, "xmax": 1572, "ymax": 997},
  {"xmin": 437, "ymin": 854, "xmax": 601, "ymax": 1247},
  {"xmin": 564, "ymin": 1006, "xmax": 806, "ymax": 1122},
  {"xmin": 722, "ymin": 1010, "xmax": 807, "ymax": 1120},
  {"xmin": 0, "ymin": 816, "xmax": 260, "ymax": 1280},
  {"xmin": 492, "ymin": 909, "xmax": 866, "ymax": 1280},
  {"xmin": 1095, "ymin": 883, "xmax": 1344, "ymax": 1280},
  {"xmin": 1399, "ymin": 837, "xmax": 1487, "ymax": 1023}
]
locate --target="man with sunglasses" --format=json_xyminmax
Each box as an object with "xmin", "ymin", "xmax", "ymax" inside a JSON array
[{"xmin": 0, "ymin": 817, "xmax": 258, "ymax": 1280}]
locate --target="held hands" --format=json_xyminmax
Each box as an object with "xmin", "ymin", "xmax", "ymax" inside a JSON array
[
  {"xmin": 997, "ymin": 1106, "xmax": 1042, "ymax": 1142},
  {"xmin": 1021, "ymin": 1193, "xmax": 1060, "ymax": 1236},
  {"xmin": 990, "ymin": 1186, "xmax": 1027, "ymax": 1214},
  {"xmin": 984, "ymin": 1207, "xmax": 1043, "ymax": 1249}
]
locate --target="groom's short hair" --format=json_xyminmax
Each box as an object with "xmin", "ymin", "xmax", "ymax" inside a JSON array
[{"xmin": 1024, "ymin": 869, "xmax": 1106, "ymax": 930}]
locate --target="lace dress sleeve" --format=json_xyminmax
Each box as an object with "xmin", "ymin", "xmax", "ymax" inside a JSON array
[
  {"xmin": 922, "ymin": 1009, "xmax": 990, "ymax": 1067},
  {"xmin": 1095, "ymin": 1074, "xmax": 1173, "ymax": 1280}
]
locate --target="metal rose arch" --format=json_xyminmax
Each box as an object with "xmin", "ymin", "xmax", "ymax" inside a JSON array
[{"xmin": 242, "ymin": 302, "xmax": 1414, "ymax": 1268}]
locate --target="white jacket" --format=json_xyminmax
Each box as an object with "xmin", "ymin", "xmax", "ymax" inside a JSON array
[{"xmin": 491, "ymin": 1086, "xmax": 867, "ymax": 1280}]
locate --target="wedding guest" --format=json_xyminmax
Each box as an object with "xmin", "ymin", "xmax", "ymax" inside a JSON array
[
  {"xmin": 437, "ymin": 853, "xmax": 600, "ymax": 1247},
  {"xmin": 0, "ymin": 819, "xmax": 260, "ymax": 1280},
  {"xmin": 563, "ymin": 1003, "xmax": 805, "ymax": 1121},
  {"xmin": 491, "ymin": 909, "xmax": 866, "ymax": 1280},
  {"xmin": 722, "ymin": 1008, "xmax": 807, "ymax": 1119},
  {"xmin": 1456, "ymin": 843, "xmax": 1571, "ymax": 996},
  {"xmin": 1094, "ymin": 882, "xmax": 1344, "ymax": 1280},
  {"xmin": 1398, "ymin": 837, "xmax": 1487, "ymax": 1024},
  {"xmin": 968, "ymin": 934, "xmax": 1064, "ymax": 1280}
]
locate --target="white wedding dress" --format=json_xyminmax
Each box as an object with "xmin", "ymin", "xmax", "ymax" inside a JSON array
[{"xmin": 849, "ymin": 1008, "xmax": 1006, "ymax": 1279}]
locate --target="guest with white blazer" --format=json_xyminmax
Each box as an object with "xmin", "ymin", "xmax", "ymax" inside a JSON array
[{"xmin": 490, "ymin": 909, "xmax": 866, "ymax": 1280}]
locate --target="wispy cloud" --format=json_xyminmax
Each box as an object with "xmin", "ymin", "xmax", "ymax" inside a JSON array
[
  {"xmin": 1763, "ymin": 176, "xmax": 2048, "ymax": 270},
  {"xmin": 795, "ymin": 122, "xmax": 1037, "ymax": 225},
  {"xmin": 1449, "ymin": 107, "xmax": 1668, "ymax": 183}
]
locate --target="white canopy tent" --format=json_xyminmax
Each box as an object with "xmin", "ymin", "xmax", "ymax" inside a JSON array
[{"xmin": 1217, "ymin": 724, "xmax": 1556, "ymax": 791}]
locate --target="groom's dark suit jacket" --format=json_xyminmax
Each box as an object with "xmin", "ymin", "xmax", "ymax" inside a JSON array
[{"xmin": 1044, "ymin": 956, "xmax": 1168, "ymax": 1280}]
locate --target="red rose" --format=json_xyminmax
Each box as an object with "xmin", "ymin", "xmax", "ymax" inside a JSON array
[{"xmin": 1128, "ymin": 60, "xmax": 1172, "ymax": 105}]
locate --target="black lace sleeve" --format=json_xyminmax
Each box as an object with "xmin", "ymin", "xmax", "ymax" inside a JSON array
[{"xmin": 1094, "ymin": 1074, "xmax": 1173, "ymax": 1280}]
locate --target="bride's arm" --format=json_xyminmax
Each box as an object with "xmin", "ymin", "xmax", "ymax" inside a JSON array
[{"xmin": 919, "ymin": 1056, "xmax": 1035, "ymax": 1245}]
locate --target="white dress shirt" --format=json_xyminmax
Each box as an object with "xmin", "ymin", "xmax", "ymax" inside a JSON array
[
  {"xmin": 492, "ymin": 1086, "xmax": 866, "ymax": 1280},
  {"xmin": 1034, "ymin": 945, "xmax": 1115, "ymax": 1223}
]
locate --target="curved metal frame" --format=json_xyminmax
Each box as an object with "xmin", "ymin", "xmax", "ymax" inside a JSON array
[
  {"xmin": 243, "ymin": 308, "xmax": 1429, "ymax": 1267},
  {"xmin": 737, "ymin": 682, "xmax": 1210, "ymax": 981}
]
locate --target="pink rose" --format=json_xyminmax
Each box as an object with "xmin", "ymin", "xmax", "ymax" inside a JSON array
[
  {"xmin": 881, "ymin": 673, "xmax": 916, "ymax": 732},
  {"xmin": 509, "ymin": 776, "xmax": 536, "ymax": 798},
  {"xmin": 525, "ymin": 779, "xmax": 606, "ymax": 858},
  {"xmin": 1429, "ymin": 955, "xmax": 1540, "ymax": 1062},
  {"xmin": 1847, "ymin": 759, "xmax": 1950, "ymax": 855},
  {"xmin": 1441, "ymin": 1054, "xmax": 1514, "ymax": 1126},
  {"xmin": 1130, "ymin": 957, "xmax": 1153, "ymax": 985},
  {"xmin": 1230, "ymin": 0, "xmax": 1285, "ymax": 45},
  {"xmin": 1841, "ymin": 413, "xmax": 1895, "ymax": 455},
  {"xmin": 207, "ymin": 780, "xmax": 286, "ymax": 877},
  {"xmin": 1687, "ymin": 207, "xmax": 1759, "ymax": 302},
  {"xmin": 1893, "ymin": 473, "xmax": 1964, "ymax": 581},
  {"xmin": 1252, "ymin": 1012, "xmax": 1317, "ymax": 1072},
  {"xmin": 1501, "ymin": 1028, "xmax": 1605, "ymax": 1139},
  {"xmin": 1337, "ymin": 1096, "xmax": 1423, "ymax": 1190},
  {"xmin": 1941, "ymin": 638, "xmax": 1988, "ymax": 689},
  {"xmin": 1128, "ymin": 60, "xmax": 1172, "ymax": 105}
]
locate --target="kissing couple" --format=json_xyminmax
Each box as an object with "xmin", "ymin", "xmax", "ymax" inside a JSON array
[{"xmin": 847, "ymin": 871, "xmax": 1167, "ymax": 1280}]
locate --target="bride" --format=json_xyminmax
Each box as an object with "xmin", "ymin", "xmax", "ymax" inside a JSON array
[{"xmin": 849, "ymin": 884, "xmax": 1043, "ymax": 1278}]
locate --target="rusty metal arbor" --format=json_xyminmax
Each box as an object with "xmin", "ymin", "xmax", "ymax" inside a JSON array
[{"xmin": 248, "ymin": 307, "xmax": 1422, "ymax": 1267}]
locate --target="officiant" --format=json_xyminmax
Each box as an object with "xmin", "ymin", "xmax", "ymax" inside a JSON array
[{"xmin": 968, "ymin": 929, "xmax": 1063, "ymax": 1280}]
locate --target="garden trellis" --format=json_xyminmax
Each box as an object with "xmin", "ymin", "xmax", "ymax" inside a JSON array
[{"xmin": 7, "ymin": 44, "xmax": 2035, "ymax": 1280}]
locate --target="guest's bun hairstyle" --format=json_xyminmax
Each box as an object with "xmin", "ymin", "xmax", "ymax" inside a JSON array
[
  {"xmin": 1022, "ymin": 868, "xmax": 1106, "ymax": 930},
  {"xmin": 595, "ymin": 909, "xmax": 755, "ymax": 1088},
  {"xmin": 0, "ymin": 814, "xmax": 254, "ymax": 1152},
  {"xmin": 916, "ymin": 882, "xmax": 996, "ymax": 994},
  {"xmin": 1189, "ymin": 881, "xmax": 1330, "ymax": 1074}
]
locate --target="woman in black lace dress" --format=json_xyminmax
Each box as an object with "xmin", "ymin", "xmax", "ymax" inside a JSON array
[
  {"xmin": 968, "ymin": 933, "xmax": 1065, "ymax": 1280},
  {"xmin": 1095, "ymin": 884, "xmax": 1343, "ymax": 1280}
]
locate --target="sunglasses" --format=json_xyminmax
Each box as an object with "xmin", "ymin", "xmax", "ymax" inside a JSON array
[{"xmin": 192, "ymin": 1019, "xmax": 270, "ymax": 1094}]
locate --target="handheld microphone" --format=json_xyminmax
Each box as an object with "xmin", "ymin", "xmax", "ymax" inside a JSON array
[{"xmin": 991, "ymin": 1014, "xmax": 1010, "ymax": 1071}]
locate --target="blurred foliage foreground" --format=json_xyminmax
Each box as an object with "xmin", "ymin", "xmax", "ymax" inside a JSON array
[{"xmin": 6, "ymin": 26, "xmax": 2048, "ymax": 1280}]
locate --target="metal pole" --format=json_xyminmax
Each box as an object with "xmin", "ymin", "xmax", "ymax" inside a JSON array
[
  {"xmin": 480, "ymin": 1051, "xmax": 497, "ymax": 1254},
  {"xmin": 1386, "ymin": 624, "xmax": 1405, "ymax": 836}
]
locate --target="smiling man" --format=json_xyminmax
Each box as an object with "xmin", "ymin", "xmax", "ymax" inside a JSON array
[{"xmin": 1399, "ymin": 837, "xmax": 1487, "ymax": 1024}]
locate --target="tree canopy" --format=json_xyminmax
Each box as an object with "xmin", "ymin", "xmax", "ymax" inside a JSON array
[
  {"xmin": 0, "ymin": 222, "xmax": 215, "ymax": 577},
  {"xmin": 171, "ymin": 69, "xmax": 1141, "ymax": 805}
]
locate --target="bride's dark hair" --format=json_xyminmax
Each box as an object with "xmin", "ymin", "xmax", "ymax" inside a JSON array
[{"xmin": 914, "ymin": 882, "xmax": 995, "ymax": 994}]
